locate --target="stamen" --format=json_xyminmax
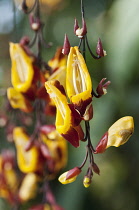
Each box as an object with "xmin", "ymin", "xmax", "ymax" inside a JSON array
[{"xmin": 72, "ymin": 56, "xmax": 87, "ymax": 94}]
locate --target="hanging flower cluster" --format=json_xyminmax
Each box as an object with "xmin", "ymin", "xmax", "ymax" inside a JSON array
[
  {"xmin": 45, "ymin": 1, "xmax": 134, "ymax": 188},
  {"xmin": 1, "ymin": 0, "xmax": 68, "ymax": 209},
  {"xmin": 0, "ymin": 0, "xmax": 134, "ymax": 209}
]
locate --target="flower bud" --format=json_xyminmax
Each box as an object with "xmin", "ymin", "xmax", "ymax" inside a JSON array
[
  {"xmin": 58, "ymin": 167, "xmax": 81, "ymax": 184},
  {"xmin": 83, "ymin": 176, "xmax": 92, "ymax": 188},
  {"xmin": 74, "ymin": 18, "xmax": 87, "ymax": 38},
  {"xmin": 62, "ymin": 34, "xmax": 70, "ymax": 55},
  {"xmin": 96, "ymin": 38, "xmax": 107, "ymax": 57}
]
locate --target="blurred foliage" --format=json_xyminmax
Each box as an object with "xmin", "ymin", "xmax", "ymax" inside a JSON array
[{"xmin": 0, "ymin": 0, "xmax": 139, "ymax": 209}]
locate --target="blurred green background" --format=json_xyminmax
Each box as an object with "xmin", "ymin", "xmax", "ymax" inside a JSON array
[{"xmin": 0, "ymin": 0, "xmax": 139, "ymax": 209}]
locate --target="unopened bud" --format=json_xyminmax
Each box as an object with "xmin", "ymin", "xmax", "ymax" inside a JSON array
[
  {"xmin": 83, "ymin": 176, "xmax": 92, "ymax": 188},
  {"xmin": 74, "ymin": 18, "xmax": 87, "ymax": 38},
  {"xmin": 58, "ymin": 167, "xmax": 81, "ymax": 184},
  {"xmin": 74, "ymin": 18, "xmax": 79, "ymax": 34},
  {"xmin": 92, "ymin": 162, "xmax": 100, "ymax": 175},
  {"xmin": 62, "ymin": 34, "xmax": 70, "ymax": 55},
  {"xmin": 96, "ymin": 38, "xmax": 107, "ymax": 57},
  {"xmin": 29, "ymin": 14, "xmax": 41, "ymax": 31}
]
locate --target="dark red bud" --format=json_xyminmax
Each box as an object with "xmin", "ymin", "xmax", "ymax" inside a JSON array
[
  {"xmin": 81, "ymin": 17, "xmax": 87, "ymax": 36},
  {"xmin": 95, "ymin": 131, "xmax": 108, "ymax": 153},
  {"xmin": 74, "ymin": 18, "xmax": 79, "ymax": 34},
  {"xmin": 96, "ymin": 38, "xmax": 104, "ymax": 57},
  {"xmin": 62, "ymin": 34, "xmax": 70, "ymax": 55},
  {"xmin": 66, "ymin": 167, "xmax": 81, "ymax": 180},
  {"xmin": 92, "ymin": 162, "xmax": 100, "ymax": 175}
]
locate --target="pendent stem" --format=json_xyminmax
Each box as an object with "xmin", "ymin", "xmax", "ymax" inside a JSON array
[{"xmin": 85, "ymin": 35, "xmax": 101, "ymax": 59}]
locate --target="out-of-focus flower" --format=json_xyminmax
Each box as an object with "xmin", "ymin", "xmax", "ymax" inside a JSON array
[
  {"xmin": 7, "ymin": 87, "xmax": 33, "ymax": 113},
  {"xmin": 66, "ymin": 46, "xmax": 93, "ymax": 120},
  {"xmin": 58, "ymin": 167, "xmax": 81, "ymax": 184},
  {"xmin": 0, "ymin": 150, "xmax": 18, "ymax": 204},
  {"xmin": 40, "ymin": 125, "xmax": 67, "ymax": 176},
  {"xmin": 45, "ymin": 80, "xmax": 83, "ymax": 147},
  {"xmin": 10, "ymin": 43, "xmax": 34, "ymax": 93},
  {"xmin": 15, "ymin": 0, "xmax": 64, "ymax": 10},
  {"xmin": 30, "ymin": 203, "xmax": 64, "ymax": 210},
  {"xmin": 19, "ymin": 173, "xmax": 39, "ymax": 202},
  {"xmin": 95, "ymin": 116, "xmax": 134, "ymax": 153},
  {"xmin": 13, "ymin": 127, "xmax": 40, "ymax": 173}
]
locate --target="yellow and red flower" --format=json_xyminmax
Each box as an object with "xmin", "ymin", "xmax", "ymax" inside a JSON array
[
  {"xmin": 40, "ymin": 125, "xmax": 67, "ymax": 176},
  {"xmin": 66, "ymin": 46, "xmax": 93, "ymax": 120},
  {"xmin": 45, "ymin": 80, "xmax": 83, "ymax": 147},
  {"xmin": 95, "ymin": 116, "xmax": 134, "ymax": 153}
]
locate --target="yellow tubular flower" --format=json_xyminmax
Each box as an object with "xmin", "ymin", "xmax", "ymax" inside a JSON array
[
  {"xmin": 45, "ymin": 80, "xmax": 81, "ymax": 147},
  {"xmin": 19, "ymin": 173, "xmax": 39, "ymax": 202},
  {"xmin": 13, "ymin": 127, "xmax": 39, "ymax": 173},
  {"xmin": 41, "ymin": 130, "xmax": 67, "ymax": 174},
  {"xmin": 66, "ymin": 46, "xmax": 92, "ymax": 119},
  {"xmin": 7, "ymin": 87, "xmax": 33, "ymax": 113},
  {"xmin": 95, "ymin": 116, "xmax": 134, "ymax": 153},
  {"xmin": 107, "ymin": 116, "xmax": 134, "ymax": 148},
  {"xmin": 10, "ymin": 43, "xmax": 34, "ymax": 93}
]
